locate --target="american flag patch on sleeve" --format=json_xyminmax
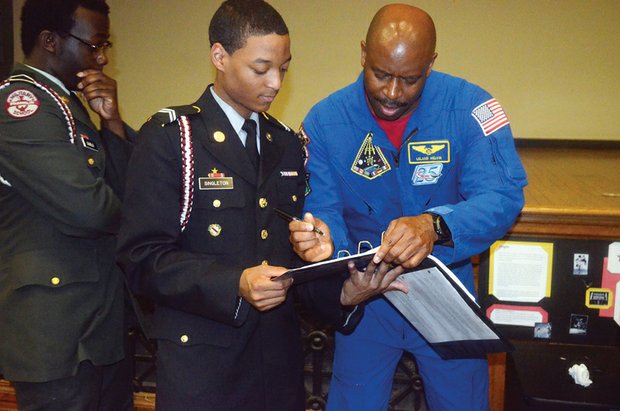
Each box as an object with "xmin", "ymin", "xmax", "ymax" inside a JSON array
[{"xmin": 471, "ymin": 98, "xmax": 510, "ymax": 136}]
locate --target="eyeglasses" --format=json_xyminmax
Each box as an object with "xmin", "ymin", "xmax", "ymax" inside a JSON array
[{"xmin": 61, "ymin": 31, "xmax": 113, "ymax": 53}]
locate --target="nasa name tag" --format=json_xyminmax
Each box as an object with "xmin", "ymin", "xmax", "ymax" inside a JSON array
[
  {"xmin": 199, "ymin": 177, "xmax": 234, "ymax": 190},
  {"xmin": 408, "ymin": 140, "xmax": 450, "ymax": 164}
]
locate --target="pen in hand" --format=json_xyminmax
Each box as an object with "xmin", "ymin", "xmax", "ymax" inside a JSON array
[{"xmin": 274, "ymin": 208, "xmax": 325, "ymax": 236}]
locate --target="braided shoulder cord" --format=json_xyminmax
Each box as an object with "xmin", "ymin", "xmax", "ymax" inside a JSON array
[
  {"xmin": 178, "ymin": 115, "xmax": 194, "ymax": 231},
  {"xmin": 0, "ymin": 76, "xmax": 77, "ymax": 187}
]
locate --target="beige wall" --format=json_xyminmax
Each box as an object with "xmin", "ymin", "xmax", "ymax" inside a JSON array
[
  {"xmin": 14, "ymin": 0, "xmax": 620, "ymax": 140},
  {"xmin": 12, "ymin": 1, "xmax": 23, "ymax": 63}
]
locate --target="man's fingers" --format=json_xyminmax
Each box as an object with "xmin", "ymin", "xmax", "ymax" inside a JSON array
[
  {"xmin": 363, "ymin": 260, "xmax": 378, "ymax": 274},
  {"xmin": 385, "ymin": 280, "xmax": 409, "ymax": 294},
  {"xmin": 382, "ymin": 265, "xmax": 405, "ymax": 286},
  {"xmin": 289, "ymin": 219, "xmax": 316, "ymax": 234},
  {"xmin": 267, "ymin": 275, "xmax": 293, "ymax": 288},
  {"xmin": 245, "ymin": 286, "xmax": 289, "ymax": 311},
  {"xmin": 401, "ymin": 249, "xmax": 429, "ymax": 269},
  {"xmin": 77, "ymin": 69, "xmax": 102, "ymax": 77},
  {"xmin": 385, "ymin": 242, "xmax": 416, "ymax": 265},
  {"xmin": 291, "ymin": 236, "xmax": 315, "ymax": 252},
  {"xmin": 254, "ymin": 295, "xmax": 287, "ymax": 311},
  {"xmin": 373, "ymin": 231, "xmax": 405, "ymax": 264}
]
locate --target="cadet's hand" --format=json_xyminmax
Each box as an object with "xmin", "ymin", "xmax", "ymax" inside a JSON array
[
  {"xmin": 372, "ymin": 214, "xmax": 436, "ymax": 269},
  {"xmin": 289, "ymin": 212, "xmax": 334, "ymax": 262},
  {"xmin": 340, "ymin": 260, "xmax": 408, "ymax": 306},
  {"xmin": 239, "ymin": 265, "xmax": 292, "ymax": 311},
  {"xmin": 76, "ymin": 69, "xmax": 125, "ymax": 138}
]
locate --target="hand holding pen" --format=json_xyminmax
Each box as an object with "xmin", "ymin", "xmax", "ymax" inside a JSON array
[
  {"xmin": 278, "ymin": 209, "xmax": 334, "ymax": 263},
  {"xmin": 274, "ymin": 208, "xmax": 324, "ymax": 235}
]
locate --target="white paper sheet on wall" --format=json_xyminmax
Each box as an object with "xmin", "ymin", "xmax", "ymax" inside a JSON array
[{"xmin": 488, "ymin": 241, "xmax": 553, "ymax": 303}]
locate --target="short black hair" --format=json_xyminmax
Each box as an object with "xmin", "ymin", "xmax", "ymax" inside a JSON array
[
  {"xmin": 209, "ymin": 0, "xmax": 288, "ymax": 54},
  {"xmin": 21, "ymin": 0, "xmax": 110, "ymax": 56}
]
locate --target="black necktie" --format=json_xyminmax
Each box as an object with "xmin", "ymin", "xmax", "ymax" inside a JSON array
[{"xmin": 242, "ymin": 119, "xmax": 259, "ymax": 171}]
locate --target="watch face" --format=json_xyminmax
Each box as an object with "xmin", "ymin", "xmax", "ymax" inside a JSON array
[
  {"xmin": 431, "ymin": 214, "xmax": 450, "ymax": 243},
  {"xmin": 432, "ymin": 215, "xmax": 443, "ymax": 234}
]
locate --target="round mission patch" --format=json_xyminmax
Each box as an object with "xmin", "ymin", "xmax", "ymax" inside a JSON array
[{"xmin": 5, "ymin": 89, "xmax": 40, "ymax": 118}]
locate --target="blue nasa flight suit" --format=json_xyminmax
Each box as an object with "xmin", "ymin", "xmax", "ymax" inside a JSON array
[{"xmin": 301, "ymin": 71, "xmax": 527, "ymax": 411}]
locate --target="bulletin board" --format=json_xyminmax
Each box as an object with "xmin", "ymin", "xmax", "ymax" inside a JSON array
[{"xmin": 478, "ymin": 235, "xmax": 620, "ymax": 346}]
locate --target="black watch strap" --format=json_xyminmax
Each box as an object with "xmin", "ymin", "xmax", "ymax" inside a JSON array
[{"xmin": 426, "ymin": 213, "xmax": 452, "ymax": 244}]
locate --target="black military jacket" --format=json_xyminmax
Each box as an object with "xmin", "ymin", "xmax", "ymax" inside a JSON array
[{"xmin": 117, "ymin": 86, "xmax": 350, "ymax": 410}]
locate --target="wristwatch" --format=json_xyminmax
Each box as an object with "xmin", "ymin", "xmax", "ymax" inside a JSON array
[{"xmin": 426, "ymin": 212, "xmax": 452, "ymax": 244}]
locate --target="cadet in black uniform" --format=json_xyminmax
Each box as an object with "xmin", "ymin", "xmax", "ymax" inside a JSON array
[
  {"xmin": 117, "ymin": 1, "xmax": 404, "ymax": 410},
  {"xmin": 0, "ymin": 0, "xmax": 135, "ymax": 410}
]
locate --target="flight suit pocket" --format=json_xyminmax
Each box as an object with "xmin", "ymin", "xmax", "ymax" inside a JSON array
[
  {"xmin": 488, "ymin": 135, "xmax": 527, "ymax": 183},
  {"xmin": 407, "ymin": 161, "xmax": 458, "ymax": 210}
]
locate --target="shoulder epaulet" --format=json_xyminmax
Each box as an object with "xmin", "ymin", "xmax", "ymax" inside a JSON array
[
  {"xmin": 4, "ymin": 73, "xmax": 37, "ymax": 86},
  {"xmin": 1, "ymin": 73, "xmax": 76, "ymax": 188},
  {"xmin": 0, "ymin": 74, "xmax": 37, "ymax": 93},
  {"xmin": 261, "ymin": 112, "xmax": 293, "ymax": 133},
  {"xmin": 148, "ymin": 105, "xmax": 201, "ymax": 126}
]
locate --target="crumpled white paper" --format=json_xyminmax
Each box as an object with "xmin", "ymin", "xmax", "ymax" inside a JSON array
[{"xmin": 568, "ymin": 363, "xmax": 593, "ymax": 387}]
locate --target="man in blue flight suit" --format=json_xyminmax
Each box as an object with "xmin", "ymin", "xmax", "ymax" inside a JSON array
[{"xmin": 296, "ymin": 4, "xmax": 527, "ymax": 411}]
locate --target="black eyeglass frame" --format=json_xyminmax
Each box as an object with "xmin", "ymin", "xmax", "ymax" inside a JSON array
[{"xmin": 60, "ymin": 31, "xmax": 113, "ymax": 53}]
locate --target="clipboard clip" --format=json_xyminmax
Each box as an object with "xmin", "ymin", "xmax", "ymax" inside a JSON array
[
  {"xmin": 358, "ymin": 240, "xmax": 374, "ymax": 254},
  {"xmin": 337, "ymin": 238, "xmax": 380, "ymax": 258}
]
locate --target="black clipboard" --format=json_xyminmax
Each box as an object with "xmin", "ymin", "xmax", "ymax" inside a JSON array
[
  {"xmin": 275, "ymin": 246, "xmax": 514, "ymax": 359},
  {"xmin": 272, "ymin": 247, "xmax": 378, "ymax": 284}
]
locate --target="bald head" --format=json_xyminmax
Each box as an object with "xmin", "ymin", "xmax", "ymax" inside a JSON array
[
  {"xmin": 366, "ymin": 4, "xmax": 436, "ymax": 60},
  {"xmin": 361, "ymin": 4, "xmax": 438, "ymax": 120}
]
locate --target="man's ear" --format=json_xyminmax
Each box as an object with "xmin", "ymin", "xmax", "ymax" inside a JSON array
[
  {"xmin": 425, "ymin": 52, "xmax": 438, "ymax": 78},
  {"xmin": 210, "ymin": 42, "xmax": 228, "ymax": 71},
  {"xmin": 39, "ymin": 30, "xmax": 58, "ymax": 53},
  {"xmin": 360, "ymin": 40, "xmax": 367, "ymax": 68}
]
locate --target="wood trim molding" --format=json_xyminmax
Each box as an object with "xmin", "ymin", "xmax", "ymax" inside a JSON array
[
  {"xmin": 515, "ymin": 139, "xmax": 620, "ymax": 150},
  {"xmin": 512, "ymin": 208, "xmax": 620, "ymax": 239}
]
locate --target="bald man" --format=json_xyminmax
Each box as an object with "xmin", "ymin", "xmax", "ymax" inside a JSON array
[{"xmin": 296, "ymin": 4, "xmax": 526, "ymax": 410}]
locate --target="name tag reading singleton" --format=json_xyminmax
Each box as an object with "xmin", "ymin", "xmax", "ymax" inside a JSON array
[{"xmin": 199, "ymin": 173, "xmax": 234, "ymax": 190}]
